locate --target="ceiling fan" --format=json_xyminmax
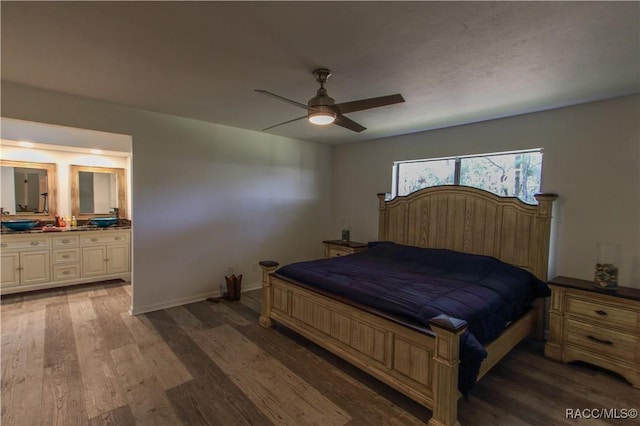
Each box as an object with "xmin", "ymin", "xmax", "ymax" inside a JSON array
[{"xmin": 255, "ymin": 68, "xmax": 405, "ymax": 133}]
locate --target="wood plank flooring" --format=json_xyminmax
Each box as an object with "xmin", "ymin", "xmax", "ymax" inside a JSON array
[{"xmin": 2, "ymin": 280, "xmax": 639, "ymax": 425}]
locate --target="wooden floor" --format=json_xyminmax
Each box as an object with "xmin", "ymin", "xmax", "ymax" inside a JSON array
[{"xmin": 2, "ymin": 280, "xmax": 638, "ymax": 426}]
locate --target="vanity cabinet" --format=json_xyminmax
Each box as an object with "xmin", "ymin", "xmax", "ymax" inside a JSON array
[
  {"xmin": 52, "ymin": 235, "xmax": 81, "ymax": 281},
  {"xmin": 1, "ymin": 250, "xmax": 51, "ymax": 287},
  {"xmin": 81, "ymin": 232, "xmax": 129, "ymax": 277},
  {"xmin": 0, "ymin": 229, "xmax": 130, "ymax": 294},
  {"xmin": 1, "ymin": 235, "xmax": 51, "ymax": 288}
]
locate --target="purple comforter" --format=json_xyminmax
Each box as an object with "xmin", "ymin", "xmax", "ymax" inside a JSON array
[{"xmin": 275, "ymin": 241, "xmax": 550, "ymax": 395}]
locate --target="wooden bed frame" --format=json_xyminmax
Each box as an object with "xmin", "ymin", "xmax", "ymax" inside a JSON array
[{"xmin": 259, "ymin": 186, "xmax": 557, "ymax": 426}]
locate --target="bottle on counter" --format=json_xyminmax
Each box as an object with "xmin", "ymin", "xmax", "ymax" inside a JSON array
[{"xmin": 71, "ymin": 216, "xmax": 77, "ymax": 227}]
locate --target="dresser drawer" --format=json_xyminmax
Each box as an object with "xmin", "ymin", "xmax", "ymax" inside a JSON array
[
  {"xmin": 566, "ymin": 296, "xmax": 638, "ymax": 329},
  {"xmin": 328, "ymin": 247, "xmax": 352, "ymax": 257},
  {"xmin": 53, "ymin": 264, "xmax": 81, "ymax": 281},
  {"xmin": 82, "ymin": 233, "xmax": 129, "ymax": 245},
  {"xmin": 0, "ymin": 237, "xmax": 50, "ymax": 250},
  {"xmin": 565, "ymin": 318, "xmax": 639, "ymax": 363},
  {"xmin": 53, "ymin": 248, "xmax": 80, "ymax": 264},
  {"xmin": 52, "ymin": 235, "xmax": 80, "ymax": 247}
]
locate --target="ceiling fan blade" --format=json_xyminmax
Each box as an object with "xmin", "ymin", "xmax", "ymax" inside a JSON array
[
  {"xmin": 262, "ymin": 115, "xmax": 307, "ymax": 131},
  {"xmin": 334, "ymin": 94, "xmax": 405, "ymax": 114},
  {"xmin": 334, "ymin": 114, "xmax": 366, "ymax": 133},
  {"xmin": 255, "ymin": 90, "xmax": 309, "ymax": 110}
]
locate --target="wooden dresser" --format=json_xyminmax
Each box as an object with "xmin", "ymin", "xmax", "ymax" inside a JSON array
[
  {"xmin": 322, "ymin": 240, "xmax": 368, "ymax": 258},
  {"xmin": 545, "ymin": 276, "xmax": 640, "ymax": 388}
]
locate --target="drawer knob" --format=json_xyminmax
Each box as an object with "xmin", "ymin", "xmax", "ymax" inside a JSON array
[
  {"xmin": 62, "ymin": 270, "xmax": 71, "ymax": 275},
  {"xmin": 91, "ymin": 238, "xmax": 98, "ymax": 242},
  {"xmin": 30, "ymin": 241, "xmax": 40, "ymax": 246},
  {"xmin": 62, "ymin": 254, "xmax": 71, "ymax": 259},
  {"xmin": 1, "ymin": 243, "xmax": 7, "ymax": 248},
  {"xmin": 115, "ymin": 237, "xmax": 122, "ymax": 241},
  {"xmin": 62, "ymin": 239, "xmax": 70, "ymax": 244},
  {"xmin": 587, "ymin": 335, "xmax": 613, "ymax": 346},
  {"xmin": 595, "ymin": 310, "xmax": 608, "ymax": 316}
]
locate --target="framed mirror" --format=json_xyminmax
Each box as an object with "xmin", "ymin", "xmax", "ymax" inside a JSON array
[
  {"xmin": 70, "ymin": 165, "xmax": 126, "ymax": 219},
  {"xmin": 0, "ymin": 159, "xmax": 58, "ymax": 220}
]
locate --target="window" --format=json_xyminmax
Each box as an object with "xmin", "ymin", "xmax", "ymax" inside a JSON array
[{"xmin": 393, "ymin": 149, "xmax": 543, "ymax": 204}]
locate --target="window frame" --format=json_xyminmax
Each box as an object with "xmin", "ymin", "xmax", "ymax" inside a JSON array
[{"xmin": 392, "ymin": 148, "xmax": 543, "ymax": 203}]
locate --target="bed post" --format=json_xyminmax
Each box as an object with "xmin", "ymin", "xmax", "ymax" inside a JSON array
[
  {"xmin": 377, "ymin": 193, "xmax": 388, "ymax": 240},
  {"xmin": 532, "ymin": 193, "xmax": 558, "ymax": 282},
  {"xmin": 258, "ymin": 260, "xmax": 279, "ymax": 328},
  {"xmin": 428, "ymin": 315, "xmax": 468, "ymax": 426},
  {"xmin": 532, "ymin": 193, "xmax": 558, "ymax": 339}
]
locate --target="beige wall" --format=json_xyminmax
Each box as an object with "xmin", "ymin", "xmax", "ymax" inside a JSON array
[
  {"xmin": 2, "ymin": 82, "xmax": 332, "ymax": 313},
  {"xmin": 331, "ymin": 95, "xmax": 640, "ymax": 288}
]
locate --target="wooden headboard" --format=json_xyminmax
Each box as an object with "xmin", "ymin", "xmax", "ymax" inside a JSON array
[{"xmin": 377, "ymin": 186, "xmax": 557, "ymax": 281}]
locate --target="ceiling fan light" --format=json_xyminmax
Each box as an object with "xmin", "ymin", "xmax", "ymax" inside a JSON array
[{"xmin": 308, "ymin": 111, "xmax": 336, "ymax": 125}]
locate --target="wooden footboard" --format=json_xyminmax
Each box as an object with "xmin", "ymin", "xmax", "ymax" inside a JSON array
[{"xmin": 259, "ymin": 263, "xmax": 467, "ymax": 426}]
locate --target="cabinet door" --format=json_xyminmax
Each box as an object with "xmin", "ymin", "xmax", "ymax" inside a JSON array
[
  {"xmin": 1, "ymin": 253, "xmax": 20, "ymax": 287},
  {"xmin": 20, "ymin": 250, "xmax": 51, "ymax": 285},
  {"xmin": 107, "ymin": 244, "xmax": 130, "ymax": 274},
  {"xmin": 82, "ymin": 246, "xmax": 108, "ymax": 277}
]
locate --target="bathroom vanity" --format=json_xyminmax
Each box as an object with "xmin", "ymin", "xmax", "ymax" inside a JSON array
[
  {"xmin": 1, "ymin": 132, "xmax": 133, "ymax": 296},
  {"xmin": 1, "ymin": 227, "xmax": 130, "ymax": 295}
]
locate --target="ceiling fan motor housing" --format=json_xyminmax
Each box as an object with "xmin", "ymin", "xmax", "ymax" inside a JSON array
[
  {"xmin": 308, "ymin": 94, "xmax": 336, "ymax": 123},
  {"xmin": 308, "ymin": 68, "xmax": 336, "ymax": 121},
  {"xmin": 308, "ymin": 94, "xmax": 335, "ymax": 109}
]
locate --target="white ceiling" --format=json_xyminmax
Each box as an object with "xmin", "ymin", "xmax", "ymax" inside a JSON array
[{"xmin": 2, "ymin": 1, "xmax": 638, "ymax": 145}]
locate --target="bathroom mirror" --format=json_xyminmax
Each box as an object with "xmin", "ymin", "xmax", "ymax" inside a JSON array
[
  {"xmin": 0, "ymin": 159, "xmax": 58, "ymax": 220},
  {"xmin": 70, "ymin": 165, "xmax": 126, "ymax": 219}
]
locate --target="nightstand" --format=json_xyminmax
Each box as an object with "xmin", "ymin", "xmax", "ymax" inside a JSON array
[
  {"xmin": 545, "ymin": 276, "xmax": 640, "ymax": 388},
  {"xmin": 322, "ymin": 240, "xmax": 368, "ymax": 258}
]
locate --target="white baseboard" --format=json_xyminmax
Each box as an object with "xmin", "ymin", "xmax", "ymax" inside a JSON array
[
  {"xmin": 241, "ymin": 281, "xmax": 262, "ymax": 292},
  {"xmin": 129, "ymin": 280, "xmax": 262, "ymax": 315}
]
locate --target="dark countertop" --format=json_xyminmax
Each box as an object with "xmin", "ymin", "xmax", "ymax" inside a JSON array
[{"xmin": 1, "ymin": 225, "xmax": 131, "ymax": 235}]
